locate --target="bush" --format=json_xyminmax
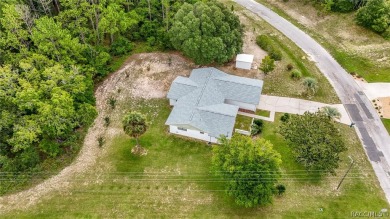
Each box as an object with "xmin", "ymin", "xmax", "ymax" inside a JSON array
[
  {"xmin": 260, "ymin": 56, "xmax": 275, "ymax": 74},
  {"xmin": 97, "ymin": 136, "xmax": 105, "ymax": 147},
  {"xmin": 104, "ymin": 116, "xmax": 110, "ymax": 127},
  {"xmin": 251, "ymin": 119, "xmax": 264, "ymax": 136},
  {"xmin": 255, "ymin": 35, "xmax": 282, "ymax": 61},
  {"xmin": 280, "ymin": 113, "xmax": 290, "ymax": 122},
  {"xmin": 286, "ymin": 63, "xmax": 294, "ymax": 71},
  {"xmin": 108, "ymin": 97, "xmax": 116, "ymax": 109},
  {"xmin": 275, "ymin": 184, "xmax": 286, "ymax": 195},
  {"xmin": 303, "ymin": 77, "xmax": 318, "ymax": 94},
  {"xmin": 110, "ymin": 37, "xmax": 133, "ymax": 56},
  {"xmin": 291, "ymin": 69, "xmax": 302, "ymax": 80}
]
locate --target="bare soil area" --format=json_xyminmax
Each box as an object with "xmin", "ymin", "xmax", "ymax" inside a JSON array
[
  {"xmin": 0, "ymin": 53, "xmax": 195, "ymax": 213},
  {"xmin": 378, "ymin": 97, "xmax": 390, "ymax": 119}
]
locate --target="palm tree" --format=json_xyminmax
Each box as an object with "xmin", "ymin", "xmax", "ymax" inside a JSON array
[
  {"xmin": 122, "ymin": 111, "xmax": 148, "ymax": 146},
  {"xmin": 321, "ymin": 106, "xmax": 341, "ymax": 120}
]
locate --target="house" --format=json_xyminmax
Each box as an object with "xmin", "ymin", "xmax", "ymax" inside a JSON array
[
  {"xmin": 165, "ymin": 67, "xmax": 263, "ymax": 143},
  {"xmin": 235, "ymin": 54, "xmax": 254, "ymax": 70}
]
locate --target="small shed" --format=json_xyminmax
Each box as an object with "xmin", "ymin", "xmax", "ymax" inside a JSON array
[{"xmin": 235, "ymin": 54, "xmax": 254, "ymax": 70}]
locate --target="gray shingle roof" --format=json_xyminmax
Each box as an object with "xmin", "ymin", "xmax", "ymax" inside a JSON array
[{"xmin": 165, "ymin": 67, "xmax": 263, "ymax": 138}]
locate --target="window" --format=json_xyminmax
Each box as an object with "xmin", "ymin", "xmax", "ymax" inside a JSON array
[
  {"xmin": 200, "ymin": 131, "xmax": 204, "ymax": 134},
  {"xmin": 178, "ymin": 127, "xmax": 187, "ymax": 131}
]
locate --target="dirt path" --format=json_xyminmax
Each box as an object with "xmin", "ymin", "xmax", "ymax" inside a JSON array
[{"xmin": 0, "ymin": 53, "xmax": 194, "ymax": 214}]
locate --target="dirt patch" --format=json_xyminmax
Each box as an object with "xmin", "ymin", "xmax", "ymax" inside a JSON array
[
  {"xmin": 377, "ymin": 97, "xmax": 390, "ymax": 118},
  {"xmin": 131, "ymin": 145, "xmax": 148, "ymax": 156},
  {"xmin": 0, "ymin": 52, "xmax": 194, "ymax": 214}
]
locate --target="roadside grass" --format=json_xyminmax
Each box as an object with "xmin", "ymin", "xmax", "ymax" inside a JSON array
[
  {"xmin": 254, "ymin": 0, "xmax": 390, "ymax": 82},
  {"xmin": 256, "ymin": 109, "xmax": 271, "ymax": 117},
  {"xmin": 228, "ymin": 1, "xmax": 340, "ymax": 104},
  {"xmin": 5, "ymin": 101, "xmax": 388, "ymax": 218},
  {"xmin": 234, "ymin": 114, "xmax": 253, "ymax": 131},
  {"xmin": 382, "ymin": 119, "xmax": 390, "ymax": 135}
]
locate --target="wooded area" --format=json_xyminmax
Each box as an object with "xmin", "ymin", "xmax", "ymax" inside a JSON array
[{"xmin": 0, "ymin": 0, "xmax": 200, "ymax": 174}]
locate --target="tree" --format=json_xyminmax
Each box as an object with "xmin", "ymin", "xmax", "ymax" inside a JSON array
[
  {"xmin": 303, "ymin": 77, "xmax": 318, "ymax": 94},
  {"xmin": 279, "ymin": 112, "xmax": 347, "ymax": 174},
  {"xmin": 122, "ymin": 111, "xmax": 148, "ymax": 146},
  {"xmin": 320, "ymin": 106, "xmax": 341, "ymax": 120},
  {"xmin": 169, "ymin": 1, "xmax": 243, "ymax": 64},
  {"xmin": 260, "ymin": 55, "xmax": 275, "ymax": 74},
  {"xmin": 356, "ymin": 0, "xmax": 390, "ymax": 34},
  {"xmin": 212, "ymin": 135, "xmax": 282, "ymax": 207}
]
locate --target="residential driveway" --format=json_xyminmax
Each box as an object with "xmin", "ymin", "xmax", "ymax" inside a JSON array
[
  {"xmin": 258, "ymin": 95, "xmax": 351, "ymax": 125},
  {"xmin": 355, "ymin": 80, "xmax": 390, "ymax": 100}
]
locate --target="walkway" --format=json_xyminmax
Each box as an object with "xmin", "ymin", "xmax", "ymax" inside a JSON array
[{"xmin": 257, "ymin": 95, "xmax": 351, "ymax": 125}]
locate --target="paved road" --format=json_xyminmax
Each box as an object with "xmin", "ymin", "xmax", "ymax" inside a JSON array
[{"xmin": 235, "ymin": 0, "xmax": 390, "ymax": 202}]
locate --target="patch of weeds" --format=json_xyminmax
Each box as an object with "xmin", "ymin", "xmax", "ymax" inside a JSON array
[
  {"xmin": 97, "ymin": 136, "xmax": 105, "ymax": 148},
  {"xmin": 104, "ymin": 116, "xmax": 110, "ymax": 127},
  {"xmin": 108, "ymin": 97, "xmax": 117, "ymax": 109}
]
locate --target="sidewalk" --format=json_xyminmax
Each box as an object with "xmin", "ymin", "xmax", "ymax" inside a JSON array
[
  {"xmin": 355, "ymin": 80, "xmax": 390, "ymax": 100},
  {"xmin": 257, "ymin": 95, "xmax": 351, "ymax": 125}
]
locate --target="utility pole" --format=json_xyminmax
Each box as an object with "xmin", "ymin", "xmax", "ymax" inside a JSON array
[{"xmin": 337, "ymin": 156, "xmax": 354, "ymax": 190}]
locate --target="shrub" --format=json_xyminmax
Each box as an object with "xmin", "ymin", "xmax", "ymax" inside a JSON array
[
  {"xmin": 110, "ymin": 37, "xmax": 133, "ymax": 56},
  {"xmin": 275, "ymin": 184, "xmax": 286, "ymax": 195},
  {"xmin": 251, "ymin": 119, "xmax": 264, "ymax": 136},
  {"xmin": 260, "ymin": 56, "xmax": 275, "ymax": 74},
  {"xmin": 291, "ymin": 69, "xmax": 302, "ymax": 80},
  {"xmin": 104, "ymin": 116, "xmax": 110, "ymax": 127},
  {"xmin": 303, "ymin": 77, "xmax": 318, "ymax": 94},
  {"xmin": 97, "ymin": 136, "xmax": 105, "ymax": 147},
  {"xmin": 280, "ymin": 113, "xmax": 290, "ymax": 122},
  {"xmin": 286, "ymin": 63, "xmax": 294, "ymax": 71},
  {"xmin": 255, "ymin": 35, "xmax": 282, "ymax": 61},
  {"xmin": 108, "ymin": 97, "xmax": 116, "ymax": 109}
]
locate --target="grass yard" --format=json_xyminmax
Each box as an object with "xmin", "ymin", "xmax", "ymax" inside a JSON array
[
  {"xmin": 234, "ymin": 114, "xmax": 253, "ymax": 131},
  {"xmin": 256, "ymin": 109, "xmax": 271, "ymax": 117},
  {"xmin": 4, "ymin": 100, "xmax": 388, "ymax": 218},
  {"xmin": 382, "ymin": 119, "xmax": 390, "ymax": 135}
]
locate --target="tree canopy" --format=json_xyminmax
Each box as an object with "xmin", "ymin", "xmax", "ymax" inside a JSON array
[
  {"xmin": 0, "ymin": 0, "xmax": 200, "ymax": 177},
  {"xmin": 212, "ymin": 135, "xmax": 282, "ymax": 207},
  {"xmin": 279, "ymin": 112, "xmax": 347, "ymax": 175},
  {"xmin": 169, "ymin": 1, "xmax": 243, "ymax": 64},
  {"xmin": 122, "ymin": 111, "xmax": 148, "ymax": 146}
]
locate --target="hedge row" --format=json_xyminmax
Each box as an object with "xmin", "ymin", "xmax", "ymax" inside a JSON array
[{"xmin": 255, "ymin": 35, "xmax": 282, "ymax": 61}]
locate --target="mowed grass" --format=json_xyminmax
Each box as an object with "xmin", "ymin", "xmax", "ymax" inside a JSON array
[
  {"xmin": 234, "ymin": 114, "xmax": 253, "ymax": 131},
  {"xmin": 256, "ymin": 109, "xmax": 271, "ymax": 117},
  {"xmin": 5, "ymin": 100, "xmax": 388, "ymax": 218},
  {"xmin": 382, "ymin": 119, "xmax": 390, "ymax": 135}
]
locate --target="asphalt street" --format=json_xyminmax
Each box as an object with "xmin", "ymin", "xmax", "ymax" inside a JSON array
[{"xmin": 235, "ymin": 0, "xmax": 390, "ymax": 202}]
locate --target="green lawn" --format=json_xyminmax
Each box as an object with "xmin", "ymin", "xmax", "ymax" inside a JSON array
[
  {"xmin": 234, "ymin": 114, "xmax": 253, "ymax": 131},
  {"xmin": 256, "ymin": 109, "xmax": 271, "ymax": 117},
  {"xmin": 4, "ymin": 100, "xmax": 388, "ymax": 218},
  {"xmin": 382, "ymin": 118, "xmax": 390, "ymax": 135}
]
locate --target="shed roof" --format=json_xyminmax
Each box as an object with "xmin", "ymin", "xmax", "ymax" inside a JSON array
[{"xmin": 236, "ymin": 54, "xmax": 254, "ymax": 63}]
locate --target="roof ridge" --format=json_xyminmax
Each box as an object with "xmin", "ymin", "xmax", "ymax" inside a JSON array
[
  {"xmin": 189, "ymin": 70, "xmax": 213, "ymax": 121},
  {"xmin": 213, "ymin": 76, "xmax": 262, "ymax": 87},
  {"xmin": 198, "ymin": 108, "xmax": 236, "ymax": 117}
]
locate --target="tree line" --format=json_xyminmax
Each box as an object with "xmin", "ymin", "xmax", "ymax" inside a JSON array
[
  {"xmin": 315, "ymin": 0, "xmax": 389, "ymax": 38},
  {"xmin": 0, "ymin": 0, "xmax": 200, "ymax": 173}
]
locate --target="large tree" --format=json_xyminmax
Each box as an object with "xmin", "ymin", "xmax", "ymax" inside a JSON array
[
  {"xmin": 279, "ymin": 112, "xmax": 347, "ymax": 174},
  {"xmin": 122, "ymin": 111, "xmax": 148, "ymax": 147},
  {"xmin": 212, "ymin": 135, "xmax": 282, "ymax": 207},
  {"xmin": 169, "ymin": 1, "xmax": 243, "ymax": 64},
  {"xmin": 356, "ymin": 0, "xmax": 390, "ymax": 34}
]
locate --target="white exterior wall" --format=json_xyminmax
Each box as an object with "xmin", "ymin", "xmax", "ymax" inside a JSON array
[
  {"xmin": 169, "ymin": 125, "xmax": 218, "ymax": 143},
  {"xmin": 225, "ymin": 99, "xmax": 256, "ymax": 111},
  {"xmin": 236, "ymin": 61, "xmax": 252, "ymax": 70},
  {"xmin": 169, "ymin": 99, "xmax": 177, "ymax": 106}
]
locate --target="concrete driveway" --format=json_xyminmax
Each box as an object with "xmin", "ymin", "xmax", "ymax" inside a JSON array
[
  {"xmin": 355, "ymin": 80, "xmax": 390, "ymax": 100},
  {"xmin": 258, "ymin": 95, "xmax": 351, "ymax": 125}
]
